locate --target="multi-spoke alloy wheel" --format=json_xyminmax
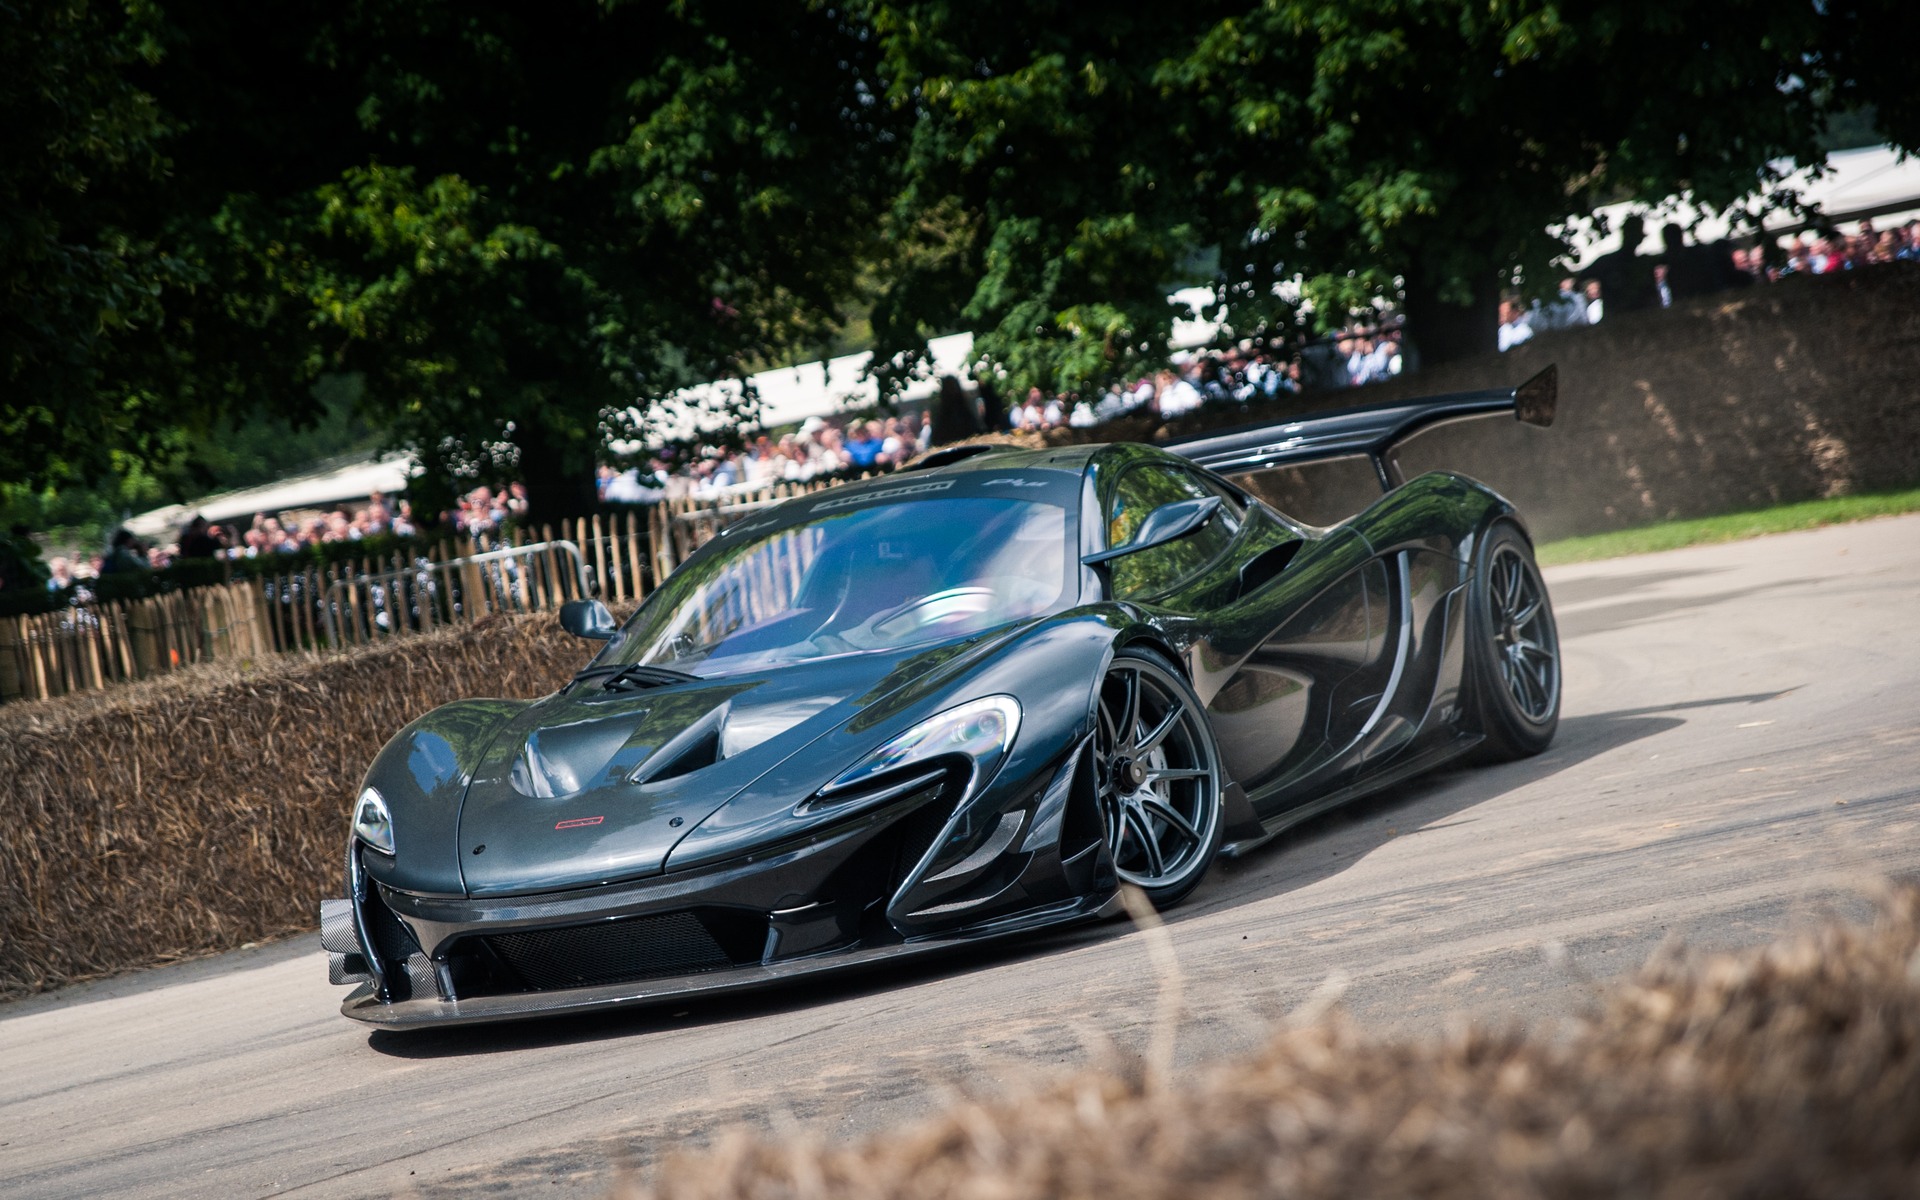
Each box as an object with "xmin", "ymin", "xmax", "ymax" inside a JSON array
[
  {"xmin": 1488, "ymin": 542, "xmax": 1558, "ymax": 722},
  {"xmin": 1092, "ymin": 650, "xmax": 1224, "ymax": 907},
  {"xmin": 1469, "ymin": 522, "xmax": 1561, "ymax": 761}
]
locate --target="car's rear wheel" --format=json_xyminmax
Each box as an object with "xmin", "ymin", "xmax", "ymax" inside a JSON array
[
  {"xmin": 1092, "ymin": 648, "xmax": 1224, "ymax": 908},
  {"xmin": 1467, "ymin": 521, "xmax": 1561, "ymax": 761}
]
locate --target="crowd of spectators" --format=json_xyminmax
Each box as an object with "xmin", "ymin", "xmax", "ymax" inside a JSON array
[
  {"xmin": 932, "ymin": 333, "xmax": 1404, "ymax": 439},
  {"xmin": 1499, "ymin": 216, "xmax": 1920, "ymax": 351},
  {"xmin": 595, "ymin": 413, "xmax": 931, "ymax": 503},
  {"xmin": 11, "ymin": 214, "xmax": 1914, "ymax": 595},
  {"xmin": 592, "ymin": 329, "xmax": 1408, "ymax": 502},
  {"xmin": 17, "ymin": 491, "xmax": 437, "ymax": 593},
  {"xmin": 10, "ymin": 325, "xmax": 1413, "ymax": 591}
]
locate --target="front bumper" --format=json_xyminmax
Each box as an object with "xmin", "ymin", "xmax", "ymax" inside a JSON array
[
  {"xmin": 329, "ymin": 743, "xmax": 1118, "ymax": 1028},
  {"xmin": 339, "ymin": 893, "xmax": 1114, "ymax": 1028}
]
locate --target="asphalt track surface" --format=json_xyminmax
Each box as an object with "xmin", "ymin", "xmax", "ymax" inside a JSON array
[{"xmin": 4, "ymin": 515, "xmax": 1917, "ymax": 1198}]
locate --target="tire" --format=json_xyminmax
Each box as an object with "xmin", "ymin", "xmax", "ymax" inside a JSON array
[
  {"xmin": 1092, "ymin": 647, "xmax": 1226, "ymax": 909},
  {"xmin": 1465, "ymin": 521, "xmax": 1561, "ymax": 762}
]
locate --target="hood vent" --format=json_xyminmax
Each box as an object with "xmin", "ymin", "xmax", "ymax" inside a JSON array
[
  {"xmin": 508, "ymin": 719, "xmax": 636, "ymax": 799},
  {"xmin": 629, "ymin": 705, "xmax": 728, "ymax": 786}
]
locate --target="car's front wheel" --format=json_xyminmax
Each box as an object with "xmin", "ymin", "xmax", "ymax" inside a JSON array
[{"xmin": 1092, "ymin": 648, "xmax": 1225, "ymax": 909}]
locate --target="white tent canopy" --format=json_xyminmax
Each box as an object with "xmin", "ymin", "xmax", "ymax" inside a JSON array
[
  {"xmin": 124, "ymin": 454, "xmax": 415, "ymax": 542},
  {"xmin": 1561, "ymin": 143, "xmax": 1920, "ymax": 267},
  {"xmin": 612, "ymin": 331, "xmax": 980, "ymax": 450},
  {"xmin": 615, "ymin": 286, "xmax": 1229, "ymax": 450}
]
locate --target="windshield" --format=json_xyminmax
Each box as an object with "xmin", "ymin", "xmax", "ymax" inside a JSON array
[{"xmin": 603, "ymin": 475, "xmax": 1080, "ymax": 677}]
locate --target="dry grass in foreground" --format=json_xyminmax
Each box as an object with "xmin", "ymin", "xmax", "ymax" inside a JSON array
[{"xmin": 628, "ymin": 886, "xmax": 1920, "ymax": 1199}]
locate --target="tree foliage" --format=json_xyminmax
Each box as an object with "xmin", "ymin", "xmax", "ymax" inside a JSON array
[
  {"xmin": 5, "ymin": 0, "xmax": 897, "ymax": 520},
  {"xmin": 854, "ymin": 0, "xmax": 1918, "ymax": 383},
  {"xmin": 4, "ymin": 0, "xmax": 1913, "ymax": 520},
  {"xmin": 0, "ymin": 0, "xmax": 200, "ymax": 489}
]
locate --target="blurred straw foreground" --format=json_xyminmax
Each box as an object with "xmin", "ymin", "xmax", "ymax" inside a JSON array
[
  {"xmin": 626, "ymin": 886, "xmax": 1920, "ymax": 1200},
  {"xmin": 0, "ymin": 613, "xmax": 591, "ymax": 996}
]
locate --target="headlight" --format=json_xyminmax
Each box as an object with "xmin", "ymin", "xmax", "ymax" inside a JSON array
[
  {"xmin": 820, "ymin": 695, "xmax": 1021, "ymax": 803},
  {"xmin": 353, "ymin": 786, "xmax": 395, "ymax": 855}
]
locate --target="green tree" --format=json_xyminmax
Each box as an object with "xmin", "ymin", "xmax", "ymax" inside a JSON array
[
  {"xmin": 0, "ymin": 0, "xmax": 206, "ymax": 492},
  {"xmin": 7, "ymin": 1, "xmax": 896, "ymax": 522},
  {"xmin": 149, "ymin": 0, "xmax": 899, "ymax": 521},
  {"xmin": 9, "ymin": 0, "xmax": 1915, "ymax": 522},
  {"xmin": 853, "ymin": 0, "xmax": 1919, "ymax": 380}
]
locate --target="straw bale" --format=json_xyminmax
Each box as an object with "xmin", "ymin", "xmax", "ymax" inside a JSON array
[
  {"xmin": 0, "ymin": 614, "xmax": 595, "ymax": 996},
  {"xmin": 628, "ymin": 886, "xmax": 1920, "ymax": 1199}
]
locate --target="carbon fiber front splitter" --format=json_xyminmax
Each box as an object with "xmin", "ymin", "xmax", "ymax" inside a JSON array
[{"xmin": 341, "ymin": 891, "xmax": 1118, "ymax": 1029}]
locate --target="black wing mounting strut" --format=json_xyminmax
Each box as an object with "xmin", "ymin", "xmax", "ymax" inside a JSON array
[{"xmin": 1169, "ymin": 364, "xmax": 1557, "ymax": 491}]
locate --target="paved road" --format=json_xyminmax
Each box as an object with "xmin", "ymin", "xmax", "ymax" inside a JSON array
[{"xmin": 4, "ymin": 516, "xmax": 1917, "ymax": 1198}]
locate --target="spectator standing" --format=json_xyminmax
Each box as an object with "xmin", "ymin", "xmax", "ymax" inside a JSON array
[
  {"xmin": 1298, "ymin": 339, "xmax": 1351, "ymax": 390},
  {"xmin": 1588, "ymin": 215, "xmax": 1655, "ymax": 312},
  {"xmin": 1497, "ymin": 300, "xmax": 1534, "ymax": 351},
  {"xmin": 1537, "ymin": 278, "xmax": 1589, "ymax": 331},
  {"xmin": 1154, "ymin": 368, "xmax": 1204, "ymax": 417},
  {"xmin": 974, "ymin": 376, "xmax": 1008, "ymax": 434},
  {"xmin": 101, "ymin": 528, "xmax": 148, "ymax": 575},
  {"xmin": 879, "ymin": 418, "xmax": 909, "ymax": 465},
  {"xmin": 1013, "ymin": 387, "xmax": 1046, "ymax": 430},
  {"xmin": 178, "ymin": 515, "xmax": 225, "ymax": 558},
  {"xmin": 845, "ymin": 421, "xmax": 883, "ymax": 469},
  {"xmin": 929, "ymin": 375, "xmax": 980, "ymax": 447}
]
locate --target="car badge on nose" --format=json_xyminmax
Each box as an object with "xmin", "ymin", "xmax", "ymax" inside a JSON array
[{"xmin": 555, "ymin": 816, "xmax": 605, "ymax": 830}]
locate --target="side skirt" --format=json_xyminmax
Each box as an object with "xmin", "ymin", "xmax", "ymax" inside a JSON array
[{"xmin": 1221, "ymin": 732, "xmax": 1482, "ymax": 859}]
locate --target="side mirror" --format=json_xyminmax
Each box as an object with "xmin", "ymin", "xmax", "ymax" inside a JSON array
[
  {"xmin": 559, "ymin": 598, "xmax": 617, "ymax": 640},
  {"xmin": 1083, "ymin": 496, "xmax": 1223, "ymax": 565}
]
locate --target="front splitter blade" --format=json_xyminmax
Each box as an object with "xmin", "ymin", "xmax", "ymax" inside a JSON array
[{"xmin": 341, "ymin": 893, "xmax": 1115, "ymax": 1029}]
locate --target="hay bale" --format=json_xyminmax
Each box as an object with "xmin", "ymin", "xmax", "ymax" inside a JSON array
[
  {"xmin": 628, "ymin": 887, "xmax": 1920, "ymax": 1199},
  {"xmin": 0, "ymin": 614, "xmax": 594, "ymax": 996}
]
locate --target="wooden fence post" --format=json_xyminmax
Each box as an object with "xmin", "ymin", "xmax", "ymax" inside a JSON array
[
  {"xmin": 459, "ymin": 538, "xmax": 485, "ymax": 623},
  {"xmin": 105, "ymin": 600, "xmax": 134, "ymax": 680},
  {"xmin": 649, "ymin": 504, "xmax": 673, "ymax": 587},
  {"xmin": 622, "ymin": 510, "xmax": 644, "ymax": 600},
  {"xmin": 249, "ymin": 577, "xmax": 277, "ymax": 656},
  {"xmin": 0, "ymin": 615, "xmax": 25, "ymax": 702},
  {"xmin": 79, "ymin": 609, "xmax": 106, "ymax": 691},
  {"xmin": 586, "ymin": 515, "xmax": 610, "ymax": 603}
]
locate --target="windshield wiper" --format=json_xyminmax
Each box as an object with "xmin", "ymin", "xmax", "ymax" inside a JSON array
[{"xmin": 571, "ymin": 663, "xmax": 702, "ymax": 693}]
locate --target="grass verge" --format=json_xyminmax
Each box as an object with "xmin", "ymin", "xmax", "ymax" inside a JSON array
[{"xmin": 1535, "ymin": 486, "xmax": 1920, "ymax": 566}]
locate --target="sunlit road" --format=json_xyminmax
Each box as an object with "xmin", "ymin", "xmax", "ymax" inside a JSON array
[{"xmin": 4, "ymin": 515, "xmax": 1916, "ymax": 1198}]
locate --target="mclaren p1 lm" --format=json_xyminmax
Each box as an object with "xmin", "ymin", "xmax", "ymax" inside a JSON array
[{"xmin": 322, "ymin": 367, "xmax": 1563, "ymax": 1027}]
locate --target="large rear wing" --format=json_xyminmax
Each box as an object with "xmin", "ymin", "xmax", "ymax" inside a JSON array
[{"xmin": 1171, "ymin": 365, "xmax": 1557, "ymax": 491}]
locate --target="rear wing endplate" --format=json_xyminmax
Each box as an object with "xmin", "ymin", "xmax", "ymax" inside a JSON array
[{"xmin": 1170, "ymin": 365, "xmax": 1557, "ymax": 491}]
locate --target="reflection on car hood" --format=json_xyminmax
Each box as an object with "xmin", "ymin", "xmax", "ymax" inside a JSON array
[{"xmin": 453, "ymin": 631, "xmax": 1011, "ymax": 897}]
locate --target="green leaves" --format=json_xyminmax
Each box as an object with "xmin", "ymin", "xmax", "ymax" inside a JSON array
[{"xmin": 5, "ymin": 0, "xmax": 1911, "ymax": 514}]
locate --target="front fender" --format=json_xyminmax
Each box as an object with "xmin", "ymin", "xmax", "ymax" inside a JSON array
[
  {"xmin": 665, "ymin": 612, "xmax": 1129, "ymax": 873},
  {"xmin": 357, "ymin": 698, "xmax": 532, "ymax": 897}
]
